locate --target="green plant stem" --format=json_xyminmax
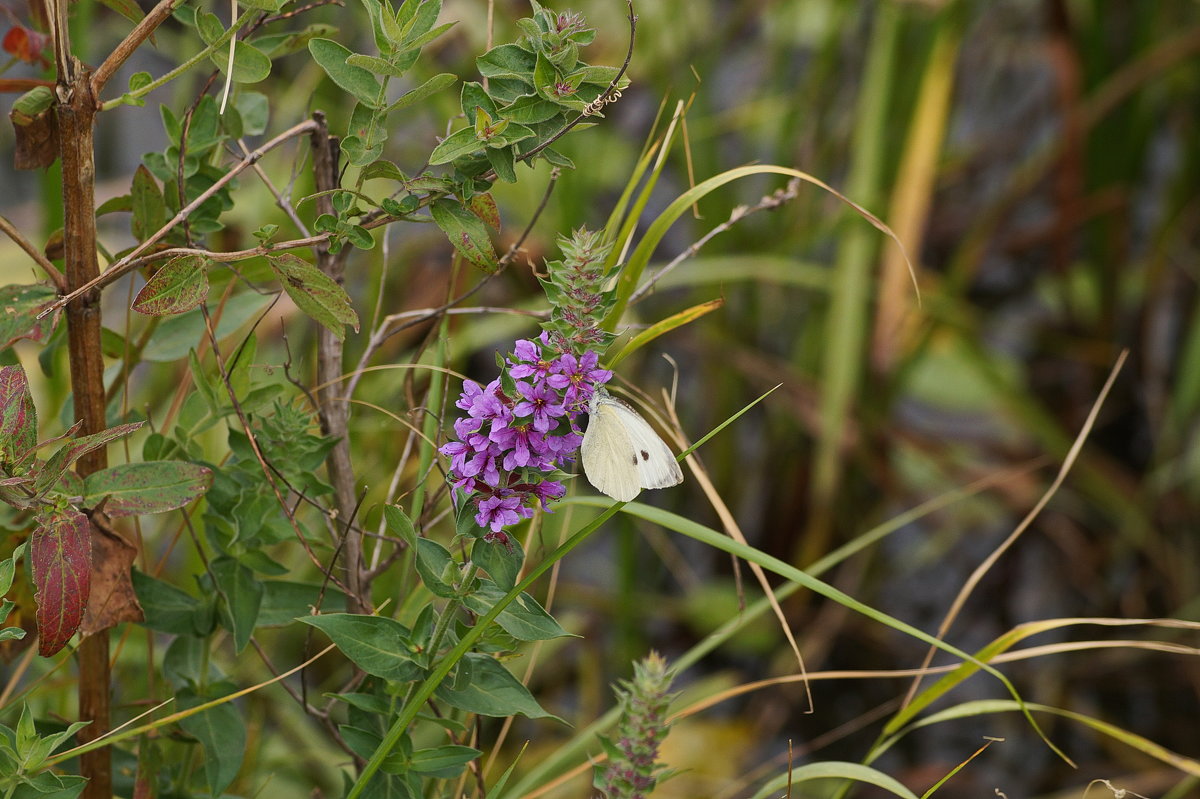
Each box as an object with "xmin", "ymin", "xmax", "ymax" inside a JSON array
[{"xmin": 99, "ymin": 7, "xmax": 257, "ymax": 111}]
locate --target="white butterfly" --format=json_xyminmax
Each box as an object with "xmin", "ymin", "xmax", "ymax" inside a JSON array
[{"xmin": 580, "ymin": 388, "xmax": 684, "ymax": 502}]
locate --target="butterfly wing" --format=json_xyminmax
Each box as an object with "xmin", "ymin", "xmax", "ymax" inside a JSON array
[
  {"xmin": 614, "ymin": 402, "xmax": 684, "ymax": 490},
  {"xmin": 581, "ymin": 401, "xmax": 643, "ymax": 502}
]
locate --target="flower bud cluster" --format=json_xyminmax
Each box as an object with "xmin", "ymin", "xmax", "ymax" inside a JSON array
[{"xmin": 596, "ymin": 652, "xmax": 677, "ymax": 799}]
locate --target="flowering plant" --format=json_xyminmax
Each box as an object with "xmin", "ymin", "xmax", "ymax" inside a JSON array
[{"xmin": 440, "ymin": 229, "xmax": 617, "ymax": 539}]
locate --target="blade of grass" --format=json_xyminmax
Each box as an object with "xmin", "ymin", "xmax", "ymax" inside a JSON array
[{"xmin": 805, "ymin": 0, "xmax": 901, "ymax": 565}]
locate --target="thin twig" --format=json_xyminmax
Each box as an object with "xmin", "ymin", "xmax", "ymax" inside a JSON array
[
  {"xmin": 91, "ymin": 0, "xmax": 188, "ymax": 94},
  {"xmin": 0, "ymin": 214, "xmax": 66, "ymax": 291},
  {"xmin": 344, "ymin": 168, "xmax": 561, "ymax": 399},
  {"xmin": 40, "ymin": 119, "xmax": 320, "ymax": 317}
]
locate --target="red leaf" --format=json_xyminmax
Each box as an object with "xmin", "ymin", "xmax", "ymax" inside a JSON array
[
  {"xmin": 0, "ymin": 364, "xmax": 38, "ymax": 462},
  {"xmin": 31, "ymin": 509, "xmax": 92, "ymax": 657},
  {"xmin": 2, "ymin": 26, "xmax": 51, "ymax": 68}
]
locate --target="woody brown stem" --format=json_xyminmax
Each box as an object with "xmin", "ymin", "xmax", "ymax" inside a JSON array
[
  {"xmin": 57, "ymin": 60, "xmax": 111, "ymax": 799},
  {"xmin": 309, "ymin": 113, "xmax": 366, "ymax": 614}
]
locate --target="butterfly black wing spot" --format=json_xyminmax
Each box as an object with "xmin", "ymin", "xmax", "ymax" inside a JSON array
[{"xmin": 640, "ymin": 450, "xmax": 650, "ymax": 461}]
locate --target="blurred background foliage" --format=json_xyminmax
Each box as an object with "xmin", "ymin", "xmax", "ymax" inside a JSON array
[{"xmin": 3, "ymin": 0, "xmax": 1200, "ymax": 796}]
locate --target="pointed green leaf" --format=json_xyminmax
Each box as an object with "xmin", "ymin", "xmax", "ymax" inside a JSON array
[
  {"xmin": 463, "ymin": 581, "xmax": 568, "ymax": 641},
  {"xmin": 267, "ymin": 253, "xmax": 360, "ymax": 339},
  {"xmin": 435, "ymin": 653, "xmax": 559, "ymax": 719},
  {"xmin": 177, "ymin": 684, "xmax": 245, "ymax": 797},
  {"xmin": 82, "ymin": 461, "xmax": 212, "ymax": 516},
  {"xmin": 131, "ymin": 255, "xmax": 210, "ymax": 316},
  {"xmin": 298, "ymin": 614, "xmax": 422, "ymax": 681},
  {"xmin": 476, "ymin": 44, "xmax": 536, "ymax": 80},
  {"xmin": 211, "ymin": 557, "xmax": 262, "ymax": 653},
  {"xmin": 308, "ymin": 38, "xmax": 382, "ymax": 107},
  {"xmin": 383, "ymin": 504, "xmax": 417, "ymax": 548},
  {"xmin": 34, "ymin": 422, "xmax": 146, "ymax": 495},
  {"xmin": 384, "ymin": 72, "xmax": 457, "ymax": 115},
  {"xmin": 132, "ymin": 569, "xmax": 203, "ymax": 635},
  {"xmin": 428, "ymin": 127, "xmax": 482, "ymax": 165},
  {"xmin": 130, "ymin": 165, "xmax": 165, "ymax": 243}
]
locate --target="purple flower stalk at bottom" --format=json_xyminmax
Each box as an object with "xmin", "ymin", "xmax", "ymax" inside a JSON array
[{"xmin": 440, "ymin": 332, "xmax": 611, "ymax": 537}]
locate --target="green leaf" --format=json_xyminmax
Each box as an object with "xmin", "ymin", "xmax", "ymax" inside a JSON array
[
  {"xmin": 346, "ymin": 54, "xmax": 410, "ymax": 78},
  {"xmin": 409, "ymin": 745, "xmax": 481, "ymax": 778},
  {"xmin": 132, "ymin": 569, "xmax": 202, "ymax": 635},
  {"xmin": 476, "ymin": 44, "xmax": 536, "ymax": 80},
  {"xmin": 97, "ymin": 0, "xmax": 145, "ymax": 24},
  {"xmin": 400, "ymin": 20, "xmax": 456, "ymax": 54},
  {"xmin": 34, "ymin": 422, "xmax": 146, "ymax": 495},
  {"xmin": 0, "ymin": 283, "xmax": 58, "ymax": 350},
  {"xmin": 384, "ymin": 72, "xmax": 458, "ymax": 115},
  {"xmin": 463, "ymin": 581, "xmax": 568, "ymax": 641},
  {"xmin": 82, "ymin": 461, "xmax": 212, "ymax": 516},
  {"xmin": 428, "ymin": 127, "xmax": 482, "ymax": 166},
  {"xmin": 429, "ymin": 199, "xmax": 498, "ymax": 272},
  {"xmin": 234, "ymin": 91, "xmax": 269, "ymax": 135},
  {"xmin": 308, "ymin": 38, "xmax": 382, "ymax": 107},
  {"xmin": 211, "ymin": 557, "xmax": 262, "ymax": 653},
  {"xmin": 486, "ymin": 146, "xmax": 517, "ymax": 183},
  {"xmin": 30, "ymin": 509, "xmax": 91, "ymax": 657},
  {"xmin": 267, "ymin": 253, "xmax": 360, "ymax": 339},
  {"xmin": 130, "ymin": 164, "xmax": 164, "ymax": 243},
  {"xmin": 383, "ymin": 505, "xmax": 417, "ymax": 549},
  {"xmin": 177, "ymin": 684, "xmax": 246, "ymax": 797},
  {"xmin": 209, "ymin": 40, "xmax": 271, "ymax": 83},
  {"xmin": 131, "ymin": 255, "xmax": 210, "ymax": 316},
  {"xmin": 499, "ymin": 94, "xmax": 561, "ymax": 124},
  {"xmin": 258, "ymin": 580, "xmax": 346, "ymax": 626},
  {"xmin": 435, "ymin": 653, "xmax": 559, "ymax": 719},
  {"xmin": 298, "ymin": 614, "xmax": 422, "ymax": 681},
  {"xmin": 360, "ymin": 160, "xmax": 407, "ymax": 182},
  {"xmin": 470, "ymin": 537, "xmax": 520, "ymax": 590},
  {"xmin": 413, "ymin": 538, "xmax": 457, "ymax": 599},
  {"xmin": 460, "ymin": 82, "xmax": 497, "ymax": 124}
]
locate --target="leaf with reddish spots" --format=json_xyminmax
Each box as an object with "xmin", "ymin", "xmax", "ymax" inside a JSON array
[
  {"xmin": 131, "ymin": 255, "xmax": 210, "ymax": 316},
  {"xmin": 466, "ymin": 193, "xmax": 501, "ymax": 231},
  {"xmin": 266, "ymin": 253, "xmax": 360, "ymax": 339},
  {"xmin": 81, "ymin": 518, "xmax": 143, "ymax": 635},
  {"xmin": 31, "ymin": 509, "xmax": 91, "ymax": 657},
  {"xmin": 0, "ymin": 365, "xmax": 38, "ymax": 463},
  {"xmin": 0, "ymin": 284, "xmax": 59, "ymax": 351},
  {"xmin": 34, "ymin": 422, "xmax": 146, "ymax": 495},
  {"xmin": 429, "ymin": 198, "xmax": 499, "ymax": 273},
  {"xmin": 82, "ymin": 462, "xmax": 211, "ymax": 517}
]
